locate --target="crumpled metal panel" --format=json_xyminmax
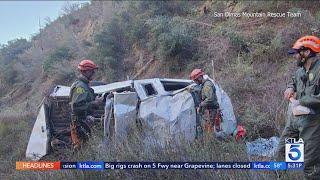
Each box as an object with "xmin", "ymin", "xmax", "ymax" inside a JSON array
[
  {"xmin": 104, "ymin": 97, "xmax": 113, "ymax": 141},
  {"xmin": 134, "ymin": 78, "xmax": 168, "ymax": 101},
  {"xmin": 26, "ymin": 104, "xmax": 49, "ymax": 161},
  {"xmin": 113, "ymin": 92, "xmax": 138, "ymax": 140},
  {"xmin": 139, "ymin": 90, "xmax": 196, "ymax": 146},
  {"xmin": 50, "ymin": 85, "xmax": 70, "ymax": 97},
  {"xmin": 93, "ymin": 80, "xmax": 133, "ymax": 94},
  {"xmin": 50, "ymin": 81, "xmax": 133, "ymax": 97}
]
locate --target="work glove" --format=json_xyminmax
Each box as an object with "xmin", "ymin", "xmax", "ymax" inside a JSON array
[
  {"xmin": 284, "ymin": 88, "xmax": 295, "ymax": 101},
  {"xmin": 94, "ymin": 95, "xmax": 104, "ymax": 105},
  {"xmin": 232, "ymin": 125, "xmax": 246, "ymax": 142}
]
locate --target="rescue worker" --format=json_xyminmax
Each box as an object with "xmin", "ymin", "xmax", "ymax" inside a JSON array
[
  {"xmin": 276, "ymin": 35, "xmax": 320, "ymax": 179},
  {"xmin": 69, "ymin": 59, "xmax": 103, "ymax": 150},
  {"xmin": 190, "ymin": 69, "xmax": 220, "ymax": 137}
]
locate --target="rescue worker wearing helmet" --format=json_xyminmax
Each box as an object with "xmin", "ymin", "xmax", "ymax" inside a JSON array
[
  {"xmin": 190, "ymin": 69, "xmax": 220, "ymax": 137},
  {"xmin": 69, "ymin": 59, "xmax": 104, "ymax": 150},
  {"xmin": 276, "ymin": 35, "xmax": 320, "ymax": 179}
]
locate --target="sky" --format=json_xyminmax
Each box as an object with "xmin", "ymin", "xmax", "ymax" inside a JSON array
[{"xmin": 0, "ymin": 1, "xmax": 90, "ymax": 45}]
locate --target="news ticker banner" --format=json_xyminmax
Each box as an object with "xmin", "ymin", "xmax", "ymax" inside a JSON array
[{"xmin": 16, "ymin": 161, "xmax": 303, "ymax": 171}]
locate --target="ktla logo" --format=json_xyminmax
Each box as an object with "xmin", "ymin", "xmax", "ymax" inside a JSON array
[{"xmin": 285, "ymin": 138, "xmax": 304, "ymax": 162}]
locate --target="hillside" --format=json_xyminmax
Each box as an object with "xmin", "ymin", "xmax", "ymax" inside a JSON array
[{"xmin": 1, "ymin": 1, "xmax": 319, "ymax": 179}]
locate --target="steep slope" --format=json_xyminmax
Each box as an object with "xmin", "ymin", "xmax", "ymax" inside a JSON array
[{"xmin": 0, "ymin": 1, "xmax": 319, "ymax": 178}]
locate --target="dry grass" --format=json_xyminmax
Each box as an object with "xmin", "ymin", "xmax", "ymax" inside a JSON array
[
  {"xmin": 0, "ymin": 112, "xmax": 34, "ymax": 179},
  {"xmin": 0, "ymin": 118, "xmax": 303, "ymax": 180}
]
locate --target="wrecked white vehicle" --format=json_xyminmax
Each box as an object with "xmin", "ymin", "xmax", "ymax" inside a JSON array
[{"xmin": 26, "ymin": 77, "xmax": 237, "ymax": 161}]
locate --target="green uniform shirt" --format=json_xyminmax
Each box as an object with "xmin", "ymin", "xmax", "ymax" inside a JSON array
[
  {"xmin": 287, "ymin": 58, "xmax": 320, "ymax": 112},
  {"xmin": 69, "ymin": 76, "xmax": 95, "ymax": 119},
  {"xmin": 278, "ymin": 57, "xmax": 320, "ymax": 179},
  {"xmin": 200, "ymin": 79, "xmax": 219, "ymax": 110}
]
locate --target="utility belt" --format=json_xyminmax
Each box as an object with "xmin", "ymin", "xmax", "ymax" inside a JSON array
[
  {"xmin": 200, "ymin": 106, "xmax": 218, "ymax": 116},
  {"xmin": 71, "ymin": 114, "xmax": 91, "ymax": 137},
  {"xmin": 201, "ymin": 108, "xmax": 222, "ymax": 132}
]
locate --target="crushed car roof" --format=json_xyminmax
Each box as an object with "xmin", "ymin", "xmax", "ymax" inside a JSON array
[{"xmin": 50, "ymin": 78, "xmax": 192, "ymax": 97}]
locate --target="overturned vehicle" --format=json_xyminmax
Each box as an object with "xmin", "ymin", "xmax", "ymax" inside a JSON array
[{"xmin": 26, "ymin": 76, "xmax": 237, "ymax": 161}]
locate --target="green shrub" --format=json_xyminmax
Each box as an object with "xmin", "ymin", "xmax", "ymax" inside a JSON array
[
  {"xmin": 289, "ymin": 9, "xmax": 319, "ymax": 35},
  {"xmin": 136, "ymin": 1, "xmax": 190, "ymax": 17},
  {"xmin": 96, "ymin": 19, "xmax": 125, "ymax": 57},
  {"xmin": 43, "ymin": 46, "xmax": 73, "ymax": 73},
  {"xmin": 252, "ymin": 27, "xmax": 275, "ymax": 45},
  {"xmin": 51, "ymin": 46, "xmax": 73, "ymax": 60},
  {"xmin": 241, "ymin": 1, "xmax": 281, "ymax": 12},
  {"xmin": 1, "ymin": 63, "xmax": 19, "ymax": 85},
  {"xmin": 82, "ymin": 40, "xmax": 92, "ymax": 47},
  {"xmin": 115, "ymin": 1, "xmax": 194, "ymax": 48},
  {"xmin": 43, "ymin": 58, "xmax": 54, "ymax": 73},
  {"xmin": 146, "ymin": 16, "xmax": 198, "ymax": 69},
  {"xmin": 214, "ymin": 25, "xmax": 248, "ymax": 54},
  {"xmin": 119, "ymin": 12, "xmax": 148, "ymax": 48},
  {"xmin": 316, "ymin": 11, "xmax": 320, "ymax": 22},
  {"xmin": 90, "ymin": 18, "xmax": 127, "ymax": 81},
  {"xmin": 89, "ymin": 1, "xmax": 197, "ymax": 78}
]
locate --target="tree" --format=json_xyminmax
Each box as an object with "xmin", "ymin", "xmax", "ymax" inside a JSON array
[
  {"xmin": 43, "ymin": 46, "xmax": 73, "ymax": 73},
  {"xmin": 0, "ymin": 38, "xmax": 32, "ymax": 64},
  {"xmin": 92, "ymin": 18, "xmax": 126, "ymax": 81}
]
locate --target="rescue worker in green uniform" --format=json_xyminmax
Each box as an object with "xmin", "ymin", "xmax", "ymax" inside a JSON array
[
  {"xmin": 276, "ymin": 35, "xmax": 320, "ymax": 179},
  {"xmin": 69, "ymin": 59, "xmax": 103, "ymax": 150},
  {"xmin": 190, "ymin": 69, "xmax": 220, "ymax": 137}
]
